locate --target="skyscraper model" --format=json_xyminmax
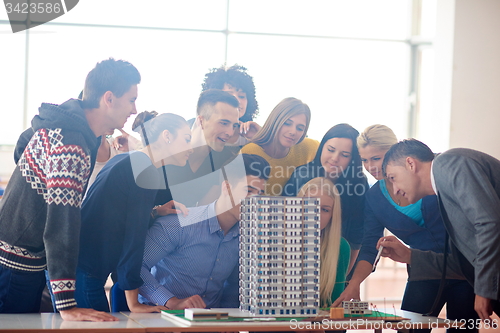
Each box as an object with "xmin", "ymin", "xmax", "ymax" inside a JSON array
[{"xmin": 239, "ymin": 196, "xmax": 321, "ymax": 316}]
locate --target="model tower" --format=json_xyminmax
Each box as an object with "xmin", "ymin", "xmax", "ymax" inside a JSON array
[{"xmin": 239, "ymin": 196, "xmax": 321, "ymax": 316}]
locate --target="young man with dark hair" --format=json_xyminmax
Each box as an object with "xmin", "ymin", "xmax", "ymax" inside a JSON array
[
  {"xmin": 194, "ymin": 89, "xmax": 240, "ymax": 153},
  {"xmin": 379, "ymin": 139, "xmax": 500, "ymax": 320},
  {"xmin": 138, "ymin": 154, "xmax": 269, "ymax": 309},
  {"xmin": 0, "ymin": 58, "xmax": 140, "ymax": 321},
  {"xmin": 154, "ymin": 89, "xmax": 240, "ymax": 209}
]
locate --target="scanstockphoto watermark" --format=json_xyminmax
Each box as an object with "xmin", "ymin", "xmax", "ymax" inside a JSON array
[
  {"xmin": 289, "ymin": 318, "xmax": 425, "ymax": 331},
  {"xmin": 3, "ymin": 0, "xmax": 79, "ymax": 33},
  {"xmin": 290, "ymin": 318, "xmax": 499, "ymax": 330}
]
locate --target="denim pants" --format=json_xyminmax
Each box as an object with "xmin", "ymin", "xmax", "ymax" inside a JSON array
[
  {"xmin": 0, "ymin": 265, "xmax": 46, "ymax": 313},
  {"xmin": 401, "ymin": 279, "xmax": 478, "ymax": 333},
  {"xmin": 74, "ymin": 267, "xmax": 110, "ymax": 312}
]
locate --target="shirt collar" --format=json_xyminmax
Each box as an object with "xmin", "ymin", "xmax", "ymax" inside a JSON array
[
  {"xmin": 207, "ymin": 202, "xmax": 239, "ymax": 238},
  {"xmin": 430, "ymin": 160, "xmax": 437, "ymax": 194}
]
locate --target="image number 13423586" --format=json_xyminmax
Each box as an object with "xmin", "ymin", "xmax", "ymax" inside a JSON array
[{"xmin": 3, "ymin": 0, "xmax": 79, "ymax": 33}]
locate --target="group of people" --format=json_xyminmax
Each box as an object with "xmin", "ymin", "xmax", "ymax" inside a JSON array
[{"xmin": 0, "ymin": 58, "xmax": 498, "ymax": 329}]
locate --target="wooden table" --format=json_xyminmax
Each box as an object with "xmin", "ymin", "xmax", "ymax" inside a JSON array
[{"xmin": 0, "ymin": 309, "xmax": 448, "ymax": 332}]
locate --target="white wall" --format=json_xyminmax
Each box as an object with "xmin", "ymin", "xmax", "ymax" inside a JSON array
[
  {"xmin": 0, "ymin": 146, "xmax": 15, "ymax": 184},
  {"xmin": 447, "ymin": 0, "xmax": 500, "ymax": 159}
]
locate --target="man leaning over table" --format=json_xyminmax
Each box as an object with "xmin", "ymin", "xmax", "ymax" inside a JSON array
[{"xmin": 379, "ymin": 139, "xmax": 500, "ymax": 321}]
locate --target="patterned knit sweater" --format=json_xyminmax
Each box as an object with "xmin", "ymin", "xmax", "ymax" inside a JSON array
[{"xmin": 0, "ymin": 99, "xmax": 99, "ymax": 311}]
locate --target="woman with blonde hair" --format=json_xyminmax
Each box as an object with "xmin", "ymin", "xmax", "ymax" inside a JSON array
[
  {"xmin": 298, "ymin": 177, "xmax": 350, "ymax": 307},
  {"xmin": 241, "ymin": 97, "xmax": 319, "ymax": 196},
  {"xmin": 333, "ymin": 124, "xmax": 477, "ymax": 332}
]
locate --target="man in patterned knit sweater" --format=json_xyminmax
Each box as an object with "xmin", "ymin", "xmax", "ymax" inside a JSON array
[{"xmin": 0, "ymin": 58, "xmax": 140, "ymax": 321}]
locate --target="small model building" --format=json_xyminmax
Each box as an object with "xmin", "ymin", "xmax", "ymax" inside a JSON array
[
  {"xmin": 184, "ymin": 309, "xmax": 228, "ymax": 320},
  {"xmin": 239, "ymin": 196, "xmax": 321, "ymax": 317},
  {"xmin": 342, "ymin": 301, "xmax": 372, "ymax": 315}
]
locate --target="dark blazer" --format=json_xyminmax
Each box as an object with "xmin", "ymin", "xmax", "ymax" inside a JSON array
[{"xmin": 411, "ymin": 148, "xmax": 500, "ymax": 301}]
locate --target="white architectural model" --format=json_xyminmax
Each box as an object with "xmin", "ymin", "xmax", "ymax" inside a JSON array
[
  {"xmin": 342, "ymin": 301, "xmax": 372, "ymax": 315},
  {"xmin": 239, "ymin": 196, "xmax": 321, "ymax": 317}
]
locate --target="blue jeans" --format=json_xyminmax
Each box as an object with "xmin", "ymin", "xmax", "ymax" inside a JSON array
[
  {"xmin": 401, "ymin": 279, "xmax": 478, "ymax": 333},
  {"xmin": 74, "ymin": 267, "xmax": 110, "ymax": 312},
  {"xmin": 0, "ymin": 265, "xmax": 46, "ymax": 313}
]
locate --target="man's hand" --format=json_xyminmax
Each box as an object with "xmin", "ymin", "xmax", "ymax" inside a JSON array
[
  {"xmin": 475, "ymin": 295, "xmax": 493, "ymax": 320},
  {"xmin": 166, "ymin": 295, "xmax": 206, "ymax": 310},
  {"xmin": 59, "ymin": 307, "xmax": 118, "ymax": 321},
  {"xmin": 332, "ymin": 282, "xmax": 361, "ymax": 307},
  {"xmin": 157, "ymin": 200, "xmax": 189, "ymax": 217},
  {"xmin": 377, "ymin": 236, "xmax": 412, "ymax": 264}
]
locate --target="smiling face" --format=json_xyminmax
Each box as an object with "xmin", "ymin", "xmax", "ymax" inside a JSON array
[
  {"xmin": 109, "ymin": 85, "xmax": 138, "ymax": 130},
  {"xmin": 200, "ymin": 102, "xmax": 239, "ymax": 152},
  {"xmin": 320, "ymin": 137, "xmax": 353, "ymax": 179},
  {"xmin": 359, "ymin": 145, "xmax": 388, "ymax": 180},
  {"xmin": 168, "ymin": 124, "xmax": 193, "ymax": 166},
  {"xmin": 222, "ymin": 83, "xmax": 247, "ymax": 119},
  {"xmin": 385, "ymin": 160, "xmax": 423, "ymax": 204},
  {"xmin": 276, "ymin": 113, "xmax": 307, "ymax": 149}
]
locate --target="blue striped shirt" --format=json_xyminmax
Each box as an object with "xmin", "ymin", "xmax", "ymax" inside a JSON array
[{"xmin": 138, "ymin": 202, "xmax": 239, "ymax": 308}]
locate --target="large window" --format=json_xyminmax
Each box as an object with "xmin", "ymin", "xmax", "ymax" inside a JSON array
[
  {"xmin": 1, "ymin": 0, "xmax": 416, "ymax": 148},
  {"xmin": 1, "ymin": 0, "xmax": 439, "ymax": 309}
]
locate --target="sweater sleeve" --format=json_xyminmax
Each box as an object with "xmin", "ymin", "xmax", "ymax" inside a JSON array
[{"xmin": 44, "ymin": 142, "xmax": 91, "ymax": 311}]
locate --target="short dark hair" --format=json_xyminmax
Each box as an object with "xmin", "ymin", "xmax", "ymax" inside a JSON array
[
  {"xmin": 196, "ymin": 89, "xmax": 239, "ymax": 119},
  {"xmin": 82, "ymin": 58, "xmax": 141, "ymax": 109},
  {"xmin": 382, "ymin": 139, "xmax": 435, "ymax": 175},
  {"xmin": 201, "ymin": 64, "xmax": 259, "ymax": 122}
]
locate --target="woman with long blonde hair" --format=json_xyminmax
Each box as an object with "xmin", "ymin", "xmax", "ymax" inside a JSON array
[
  {"xmin": 298, "ymin": 177, "xmax": 350, "ymax": 307},
  {"xmin": 241, "ymin": 97, "xmax": 319, "ymax": 196}
]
